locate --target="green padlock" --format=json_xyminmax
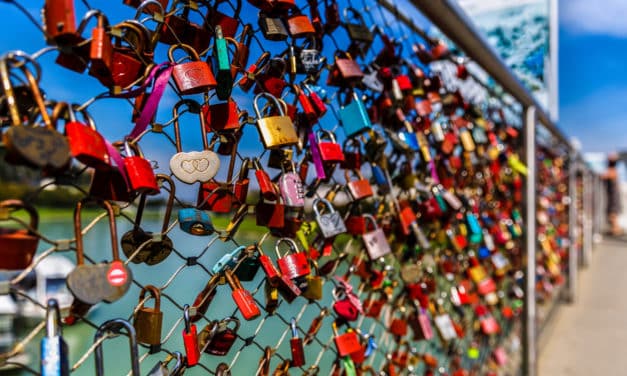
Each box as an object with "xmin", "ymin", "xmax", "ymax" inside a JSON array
[{"xmin": 214, "ymin": 25, "xmax": 232, "ymax": 100}]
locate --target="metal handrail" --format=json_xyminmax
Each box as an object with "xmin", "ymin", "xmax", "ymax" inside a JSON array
[{"xmin": 409, "ymin": 0, "xmax": 572, "ymax": 148}]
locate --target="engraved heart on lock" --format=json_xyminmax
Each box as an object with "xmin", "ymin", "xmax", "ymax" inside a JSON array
[{"xmin": 169, "ymin": 100, "xmax": 220, "ymax": 184}]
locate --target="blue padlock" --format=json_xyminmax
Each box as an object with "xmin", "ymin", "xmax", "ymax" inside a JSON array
[
  {"xmin": 178, "ymin": 208, "xmax": 214, "ymax": 236},
  {"xmin": 339, "ymin": 92, "xmax": 372, "ymax": 137},
  {"xmin": 212, "ymin": 246, "xmax": 246, "ymax": 274},
  {"xmin": 41, "ymin": 299, "xmax": 69, "ymax": 376},
  {"xmin": 465, "ymin": 212, "xmax": 483, "ymax": 244}
]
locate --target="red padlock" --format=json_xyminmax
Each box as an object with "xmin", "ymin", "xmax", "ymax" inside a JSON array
[
  {"xmin": 275, "ymin": 238, "xmax": 310, "ymax": 280},
  {"xmin": 0, "ymin": 200, "xmax": 40, "ymax": 270},
  {"xmin": 303, "ymin": 84, "xmax": 327, "ymax": 118},
  {"xmin": 225, "ymin": 269, "xmax": 260, "ymax": 320},
  {"xmin": 341, "ymin": 138, "xmax": 362, "ymax": 170},
  {"xmin": 253, "ymin": 158, "xmax": 278, "ymax": 201},
  {"xmin": 316, "ymin": 130, "xmax": 345, "ymax": 163},
  {"xmin": 257, "ymin": 247, "xmax": 280, "ymax": 285},
  {"xmin": 182, "ymin": 305, "xmax": 201, "ymax": 366},
  {"xmin": 289, "ymin": 318, "xmax": 306, "ymax": 367},
  {"xmin": 345, "ymin": 215, "xmax": 367, "ymax": 235},
  {"xmin": 332, "ymin": 323, "xmax": 361, "ymax": 357},
  {"xmin": 256, "ymin": 198, "xmax": 285, "ymax": 229},
  {"xmin": 53, "ymin": 102, "xmax": 110, "ymax": 171},
  {"xmin": 208, "ymin": 0, "xmax": 241, "ymax": 38},
  {"xmin": 43, "ymin": 0, "xmax": 78, "ymax": 44},
  {"xmin": 169, "ymin": 44, "xmax": 217, "ymax": 95},
  {"xmin": 122, "ymin": 142, "xmax": 159, "ymax": 196},
  {"xmin": 203, "ymin": 99, "xmax": 243, "ymax": 132},
  {"xmin": 200, "ymin": 317, "xmax": 239, "ymax": 355},
  {"xmin": 345, "ymin": 169, "xmax": 373, "ymax": 201},
  {"xmin": 390, "ymin": 317, "xmax": 408, "ymax": 337}
]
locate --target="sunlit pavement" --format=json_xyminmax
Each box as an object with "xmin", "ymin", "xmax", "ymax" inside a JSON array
[{"xmin": 539, "ymin": 237, "xmax": 627, "ymax": 375}]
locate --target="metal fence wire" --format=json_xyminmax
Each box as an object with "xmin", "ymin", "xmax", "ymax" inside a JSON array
[{"xmin": 0, "ymin": 0, "xmax": 543, "ymax": 375}]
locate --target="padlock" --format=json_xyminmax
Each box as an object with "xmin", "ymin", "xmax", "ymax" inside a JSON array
[
  {"xmin": 189, "ymin": 273, "xmax": 222, "ymax": 323},
  {"xmin": 313, "ymin": 198, "xmax": 347, "ymax": 238},
  {"xmin": 363, "ymin": 291, "xmax": 386, "ymax": 318},
  {"xmin": 257, "ymin": 247, "xmax": 281, "ymax": 285},
  {"xmin": 232, "ymin": 245, "xmax": 261, "ymax": 281},
  {"xmin": 256, "ymin": 196, "xmax": 285, "ymax": 229},
  {"xmin": 1, "ymin": 58, "xmax": 71, "ymax": 171},
  {"xmin": 199, "ymin": 317, "xmax": 240, "ymax": 356},
  {"xmin": 121, "ymin": 175, "xmax": 175, "ymax": 265},
  {"xmin": 43, "ymin": 0, "xmax": 78, "ymax": 44},
  {"xmin": 213, "ymin": 246, "xmax": 246, "ymax": 275},
  {"xmin": 169, "ymin": 100, "xmax": 220, "ymax": 184},
  {"xmin": 332, "ymin": 287, "xmax": 360, "ymax": 321},
  {"xmin": 123, "ymin": 141, "xmax": 159, "ymax": 195},
  {"xmin": 146, "ymin": 352, "xmax": 184, "ymax": 376},
  {"xmin": 208, "ymin": 0, "xmax": 241, "ymax": 38},
  {"xmin": 333, "ymin": 322, "xmax": 361, "ymax": 357},
  {"xmin": 362, "ymin": 214, "xmax": 391, "ymax": 260},
  {"xmin": 476, "ymin": 305, "xmax": 500, "ymax": 335},
  {"xmin": 133, "ymin": 285, "xmax": 163, "ymax": 346},
  {"xmin": 0, "ymin": 200, "xmax": 40, "ymax": 270},
  {"xmin": 87, "ymin": 11, "xmax": 114, "ymax": 79},
  {"xmin": 182, "ymin": 305, "xmax": 201, "ymax": 367},
  {"xmin": 339, "ymin": 91, "xmax": 372, "ymax": 137},
  {"xmin": 279, "ymin": 162, "xmax": 305, "ymax": 207},
  {"xmin": 169, "ymin": 44, "xmax": 217, "ymax": 95},
  {"xmin": 408, "ymin": 307, "xmax": 434, "ymax": 341},
  {"xmin": 302, "ymin": 83, "xmax": 327, "ymax": 119},
  {"xmin": 316, "ymin": 130, "xmax": 345, "ymax": 163},
  {"xmin": 253, "ymin": 158, "xmax": 277, "ymax": 200},
  {"xmin": 67, "ymin": 200, "xmax": 132, "ymax": 305},
  {"xmin": 159, "ymin": 2, "xmax": 211, "ymax": 53},
  {"xmin": 40, "ymin": 299, "xmax": 70, "ymax": 376},
  {"xmin": 345, "ymin": 169, "xmax": 373, "ymax": 201},
  {"xmin": 232, "ymin": 157, "xmax": 251, "ymax": 205},
  {"xmin": 124, "ymin": 0, "xmax": 169, "ymax": 15},
  {"xmin": 302, "ymin": 260, "xmax": 323, "ymax": 300},
  {"xmin": 344, "ymin": 7, "xmax": 373, "ymax": 55},
  {"xmin": 254, "ymin": 57, "xmax": 288, "ymax": 98},
  {"xmin": 275, "ymin": 237, "xmax": 311, "ymax": 281},
  {"xmin": 225, "ymin": 268, "xmax": 261, "ymax": 320},
  {"xmin": 131, "ymin": 1, "xmax": 167, "ymax": 51},
  {"xmin": 213, "ymin": 26, "xmax": 233, "ymax": 100},
  {"xmin": 105, "ymin": 21, "xmax": 152, "ymax": 89},
  {"xmin": 289, "ymin": 318, "xmax": 306, "ymax": 367},
  {"xmin": 203, "ymin": 98, "xmax": 244, "ymax": 132},
  {"xmin": 254, "ymin": 92, "xmax": 298, "ymax": 149},
  {"xmin": 328, "ymin": 51, "xmax": 364, "ymax": 87},
  {"xmin": 286, "ymin": 8, "xmax": 316, "ymax": 38},
  {"xmin": 178, "ymin": 207, "xmax": 214, "ymax": 236},
  {"xmin": 264, "ymin": 279, "xmax": 280, "ymax": 315},
  {"xmin": 389, "ymin": 311, "xmax": 408, "ymax": 337},
  {"xmin": 295, "ymin": 40, "xmax": 324, "ymax": 75},
  {"xmin": 94, "ymin": 319, "xmax": 140, "ymax": 376},
  {"xmin": 52, "ymin": 102, "xmax": 110, "ymax": 170},
  {"xmin": 258, "ymin": 12, "xmax": 288, "ymax": 41}
]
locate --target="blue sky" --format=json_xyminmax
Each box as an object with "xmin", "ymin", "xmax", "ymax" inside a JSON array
[{"xmin": 560, "ymin": 0, "xmax": 627, "ymax": 153}]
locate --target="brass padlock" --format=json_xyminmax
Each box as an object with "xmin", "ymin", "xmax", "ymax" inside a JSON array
[
  {"xmin": 133, "ymin": 285, "xmax": 163, "ymax": 347},
  {"xmin": 253, "ymin": 92, "xmax": 298, "ymax": 149},
  {"xmin": 302, "ymin": 259, "xmax": 323, "ymax": 300}
]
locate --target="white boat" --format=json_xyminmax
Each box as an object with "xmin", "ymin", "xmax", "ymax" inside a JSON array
[{"xmin": 18, "ymin": 255, "xmax": 75, "ymax": 320}]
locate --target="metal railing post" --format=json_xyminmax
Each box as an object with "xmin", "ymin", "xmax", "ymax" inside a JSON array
[
  {"xmin": 566, "ymin": 157, "xmax": 579, "ymax": 303},
  {"xmin": 522, "ymin": 106, "xmax": 537, "ymax": 376},
  {"xmin": 582, "ymin": 170, "xmax": 592, "ymax": 267}
]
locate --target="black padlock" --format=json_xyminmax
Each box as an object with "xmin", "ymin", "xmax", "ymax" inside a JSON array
[
  {"xmin": 258, "ymin": 12, "xmax": 288, "ymax": 41},
  {"xmin": 40, "ymin": 299, "xmax": 70, "ymax": 376}
]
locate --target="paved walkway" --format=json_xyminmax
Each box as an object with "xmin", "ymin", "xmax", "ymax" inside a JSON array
[{"xmin": 539, "ymin": 238, "xmax": 627, "ymax": 375}]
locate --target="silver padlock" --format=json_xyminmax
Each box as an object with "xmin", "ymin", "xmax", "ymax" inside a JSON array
[
  {"xmin": 313, "ymin": 198, "xmax": 347, "ymax": 238},
  {"xmin": 362, "ymin": 214, "xmax": 391, "ymax": 260}
]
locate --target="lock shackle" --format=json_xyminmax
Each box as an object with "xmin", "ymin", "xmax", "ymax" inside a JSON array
[
  {"xmin": 290, "ymin": 317, "xmax": 299, "ymax": 337},
  {"xmin": 45, "ymin": 298, "xmax": 61, "ymax": 337},
  {"xmin": 134, "ymin": 0, "xmax": 166, "ymax": 23},
  {"xmin": 168, "ymin": 43, "xmax": 203, "ymax": 63},
  {"xmin": 209, "ymin": 132, "xmax": 239, "ymax": 182},
  {"xmin": 74, "ymin": 199, "xmax": 120, "ymax": 266},
  {"xmin": 274, "ymin": 237, "xmax": 299, "ymax": 258},
  {"xmin": 50, "ymin": 101, "xmax": 78, "ymax": 126},
  {"xmin": 161, "ymin": 351, "xmax": 184, "ymax": 374},
  {"xmin": 211, "ymin": 245, "xmax": 245, "ymax": 274},
  {"xmin": 110, "ymin": 20, "xmax": 149, "ymax": 55},
  {"xmin": 94, "ymin": 319, "xmax": 140, "ymax": 376},
  {"xmin": 0, "ymin": 56, "xmax": 49, "ymax": 129},
  {"xmin": 316, "ymin": 129, "xmax": 337, "ymax": 143},
  {"xmin": 215, "ymin": 362, "xmax": 231, "ymax": 376},
  {"xmin": 224, "ymin": 268, "xmax": 243, "ymax": 290},
  {"xmin": 344, "ymin": 168, "xmax": 365, "ymax": 182},
  {"xmin": 312, "ymin": 198, "xmax": 335, "ymax": 217},
  {"xmin": 133, "ymin": 173, "xmax": 176, "ymax": 234},
  {"xmin": 253, "ymin": 92, "xmax": 286, "ymax": 118},
  {"xmin": 4, "ymin": 51, "xmax": 42, "ymax": 83},
  {"xmin": 138, "ymin": 284, "xmax": 161, "ymax": 311},
  {"xmin": 362, "ymin": 214, "xmax": 379, "ymax": 231},
  {"xmin": 172, "ymin": 99, "xmax": 208, "ymax": 152},
  {"xmin": 218, "ymin": 316, "xmax": 240, "ymax": 333},
  {"xmin": 0, "ymin": 199, "xmax": 39, "ymax": 233},
  {"xmin": 183, "ymin": 304, "xmax": 193, "ymax": 333},
  {"xmin": 76, "ymin": 9, "xmax": 110, "ymax": 36}
]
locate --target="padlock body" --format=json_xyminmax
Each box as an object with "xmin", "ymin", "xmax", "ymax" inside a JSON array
[
  {"xmin": 0, "ymin": 229, "xmax": 39, "ymax": 270},
  {"xmin": 66, "ymin": 121, "xmax": 110, "ymax": 170},
  {"xmin": 277, "ymin": 252, "xmax": 310, "ymax": 279},
  {"xmin": 182, "ymin": 325, "xmax": 201, "ymax": 366},
  {"xmin": 290, "ymin": 338, "xmax": 306, "ymax": 367},
  {"xmin": 363, "ymin": 228, "xmax": 391, "ymax": 260},
  {"xmin": 334, "ymin": 331, "xmax": 361, "ymax": 357},
  {"xmin": 172, "ymin": 61, "xmax": 217, "ymax": 95},
  {"xmin": 232, "ymin": 289, "xmax": 261, "ymax": 320},
  {"xmin": 302, "ymin": 275, "xmax": 322, "ymax": 300},
  {"xmin": 124, "ymin": 156, "xmax": 159, "ymax": 195},
  {"xmin": 257, "ymin": 116, "xmax": 298, "ymax": 149},
  {"xmin": 134, "ymin": 309, "xmax": 163, "ymax": 345}
]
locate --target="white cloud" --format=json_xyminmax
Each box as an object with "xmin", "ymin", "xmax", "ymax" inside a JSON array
[{"xmin": 561, "ymin": 0, "xmax": 627, "ymax": 36}]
